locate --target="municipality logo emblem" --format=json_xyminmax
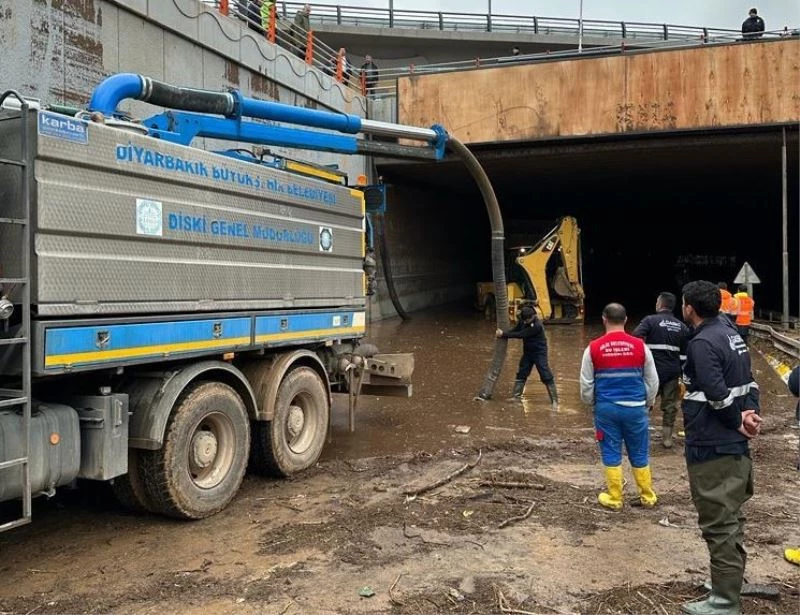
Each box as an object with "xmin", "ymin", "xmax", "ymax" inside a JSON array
[
  {"xmin": 136, "ymin": 198, "xmax": 163, "ymax": 236},
  {"xmin": 319, "ymin": 226, "xmax": 333, "ymax": 252}
]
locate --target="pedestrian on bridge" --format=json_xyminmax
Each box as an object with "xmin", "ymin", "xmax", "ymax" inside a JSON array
[
  {"xmin": 360, "ymin": 55, "xmax": 379, "ymax": 95},
  {"xmin": 291, "ymin": 4, "xmax": 311, "ymax": 58},
  {"xmin": 679, "ymin": 280, "xmax": 762, "ymax": 615},
  {"xmin": 496, "ymin": 304, "xmax": 559, "ymax": 411},
  {"xmin": 633, "ymin": 292, "xmax": 689, "ymax": 449},
  {"xmin": 579, "ymin": 303, "xmax": 659, "ymax": 511},
  {"xmin": 741, "ymin": 8, "xmax": 765, "ymax": 39}
]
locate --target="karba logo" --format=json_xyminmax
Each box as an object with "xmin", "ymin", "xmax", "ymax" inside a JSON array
[{"xmin": 40, "ymin": 114, "xmax": 86, "ymax": 135}]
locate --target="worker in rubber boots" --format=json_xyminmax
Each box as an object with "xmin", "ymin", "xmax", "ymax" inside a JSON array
[
  {"xmin": 633, "ymin": 291, "xmax": 689, "ymax": 448},
  {"xmin": 680, "ymin": 280, "xmax": 762, "ymax": 615},
  {"xmin": 496, "ymin": 305, "xmax": 559, "ymax": 410},
  {"xmin": 579, "ymin": 303, "xmax": 659, "ymax": 510}
]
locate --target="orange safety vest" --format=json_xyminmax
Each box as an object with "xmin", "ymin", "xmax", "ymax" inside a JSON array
[
  {"xmin": 720, "ymin": 289, "xmax": 737, "ymax": 315},
  {"xmin": 734, "ymin": 292, "xmax": 754, "ymax": 326}
]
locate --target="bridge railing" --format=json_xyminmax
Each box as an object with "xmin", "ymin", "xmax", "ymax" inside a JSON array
[
  {"xmin": 366, "ymin": 29, "xmax": 799, "ymax": 100},
  {"xmin": 270, "ymin": 1, "xmax": 738, "ymax": 41}
]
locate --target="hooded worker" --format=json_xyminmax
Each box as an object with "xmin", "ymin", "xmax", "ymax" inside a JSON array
[{"xmin": 496, "ymin": 304, "xmax": 559, "ymax": 410}]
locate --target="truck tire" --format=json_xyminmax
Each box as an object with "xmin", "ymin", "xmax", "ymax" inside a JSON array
[
  {"xmin": 252, "ymin": 367, "xmax": 329, "ymax": 477},
  {"xmin": 139, "ymin": 381, "xmax": 250, "ymax": 519},
  {"xmin": 111, "ymin": 449, "xmax": 153, "ymax": 513}
]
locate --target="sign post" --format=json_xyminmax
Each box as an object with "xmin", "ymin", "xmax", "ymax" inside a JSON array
[{"xmin": 733, "ymin": 261, "xmax": 761, "ymax": 305}]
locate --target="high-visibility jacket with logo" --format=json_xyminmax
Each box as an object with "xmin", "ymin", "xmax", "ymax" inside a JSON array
[
  {"xmin": 720, "ymin": 289, "xmax": 737, "ymax": 316},
  {"xmin": 734, "ymin": 292, "xmax": 754, "ymax": 326}
]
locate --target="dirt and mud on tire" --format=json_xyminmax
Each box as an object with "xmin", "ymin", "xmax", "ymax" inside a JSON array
[{"xmin": 138, "ymin": 381, "xmax": 251, "ymax": 519}]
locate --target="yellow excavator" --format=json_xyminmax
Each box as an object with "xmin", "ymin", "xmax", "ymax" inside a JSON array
[{"xmin": 476, "ymin": 216, "xmax": 585, "ymax": 323}]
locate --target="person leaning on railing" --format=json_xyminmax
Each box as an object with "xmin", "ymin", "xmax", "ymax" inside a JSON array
[
  {"xmin": 360, "ymin": 55, "xmax": 379, "ymax": 95},
  {"xmin": 741, "ymin": 7, "xmax": 765, "ymax": 40},
  {"xmin": 291, "ymin": 4, "xmax": 311, "ymax": 58}
]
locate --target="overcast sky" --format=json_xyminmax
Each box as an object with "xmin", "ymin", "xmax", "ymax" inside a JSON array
[{"xmin": 312, "ymin": 0, "xmax": 800, "ymax": 31}]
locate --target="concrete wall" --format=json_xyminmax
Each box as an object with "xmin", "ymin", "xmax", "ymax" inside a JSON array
[
  {"xmin": 397, "ymin": 38, "xmax": 800, "ymax": 143},
  {"xmin": 368, "ymin": 182, "xmax": 484, "ymax": 320}
]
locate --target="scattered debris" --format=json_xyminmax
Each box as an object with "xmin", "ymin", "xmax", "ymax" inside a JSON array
[
  {"xmin": 359, "ymin": 586, "xmax": 376, "ymax": 598},
  {"xmin": 480, "ymin": 481, "xmax": 546, "ymax": 490},
  {"xmin": 454, "ymin": 425, "xmax": 471, "ymax": 434},
  {"xmin": 498, "ymin": 501, "xmax": 536, "ymax": 529},
  {"xmin": 658, "ymin": 515, "xmax": 692, "ymax": 529},
  {"xmin": 403, "ymin": 449, "xmax": 483, "ymax": 497}
]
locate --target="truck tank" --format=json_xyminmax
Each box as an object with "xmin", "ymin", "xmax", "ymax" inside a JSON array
[{"xmin": 0, "ymin": 109, "xmax": 365, "ymax": 318}]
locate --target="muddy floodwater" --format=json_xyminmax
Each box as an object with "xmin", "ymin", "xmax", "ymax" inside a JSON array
[
  {"xmin": 328, "ymin": 304, "xmax": 596, "ymax": 459},
  {"xmin": 1, "ymin": 305, "xmax": 798, "ymax": 615}
]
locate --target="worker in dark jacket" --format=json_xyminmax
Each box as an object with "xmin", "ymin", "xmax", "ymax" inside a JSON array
[
  {"xmin": 741, "ymin": 8, "xmax": 765, "ymax": 39},
  {"xmin": 680, "ymin": 280, "xmax": 762, "ymax": 615},
  {"xmin": 496, "ymin": 305, "xmax": 558, "ymax": 410},
  {"xmin": 633, "ymin": 291, "xmax": 689, "ymax": 448}
]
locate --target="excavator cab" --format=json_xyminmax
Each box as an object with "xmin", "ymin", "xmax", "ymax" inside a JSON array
[{"xmin": 476, "ymin": 216, "xmax": 585, "ymax": 324}]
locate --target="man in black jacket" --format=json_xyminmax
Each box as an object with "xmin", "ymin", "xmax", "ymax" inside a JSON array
[
  {"xmin": 741, "ymin": 8, "xmax": 765, "ymax": 39},
  {"xmin": 680, "ymin": 280, "xmax": 762, "ymax": 615},
  {"xmin": 633, "ymin": 292, "xmax": 689, "ymax": 448},
  {"xmin": 360, "ymin": 55, "xmax": 379, "ymax": 95},
  {"xmin": 496, "ymin": 305, "xmax": 558, "ymax": 410}
]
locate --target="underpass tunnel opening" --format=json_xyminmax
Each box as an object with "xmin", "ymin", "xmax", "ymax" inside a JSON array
[{"xmin": 377, "ymin": 126, "xmax": 800, "ymax": 323}]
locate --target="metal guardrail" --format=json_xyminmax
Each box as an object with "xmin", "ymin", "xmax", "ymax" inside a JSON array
[
  {"xmin": 752, "ymin": 322, "xmax": 800, "ymax": 362},
  {"xmin": 272, "ymin": 1, "xmax": 738, "ymax": 41}
]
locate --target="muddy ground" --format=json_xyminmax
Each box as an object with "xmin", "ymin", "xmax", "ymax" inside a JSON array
[{"xmin": 1, "ymin": 310, "xmax": 799, "ymax": 615}]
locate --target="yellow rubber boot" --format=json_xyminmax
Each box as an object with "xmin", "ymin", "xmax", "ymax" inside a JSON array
[
  {"xmin": 785, "ymin": 548, "xmax": 800, "ymax": 566},
  {"xmin": 598, "ymin": 465, "xmax": 623, "ymax": 511},
  {"xmin": 632, "ymin": 465, "xmax": 658, "ymax": 507}
]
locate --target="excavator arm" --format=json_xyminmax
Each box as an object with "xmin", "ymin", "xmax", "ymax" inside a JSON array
[{"xmin": 516, "ymin": 216, "xmax": 584, "ymax": 321}]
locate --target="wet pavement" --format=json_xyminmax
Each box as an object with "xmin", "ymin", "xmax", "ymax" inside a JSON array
[{"xmin": 325, "ymin": 304, "xmax": 603, "ymax": 460}]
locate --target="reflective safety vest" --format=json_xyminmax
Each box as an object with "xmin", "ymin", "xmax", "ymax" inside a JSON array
[
  {"xmin": 720, "ymin": 289, "xmax": 737, "ymax": 315},
  {"xmin": 734, "ymin": 292, "xmax": 754, "ymax": 326}
]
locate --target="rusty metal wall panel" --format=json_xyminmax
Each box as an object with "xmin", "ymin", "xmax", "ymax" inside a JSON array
[{"xmin": 398, "ymin": 39, "xmax": 800, "ymax": 143}]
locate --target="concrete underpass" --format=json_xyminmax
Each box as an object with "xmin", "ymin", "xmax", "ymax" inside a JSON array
[{"xmin": 378, "ymin": 126, "xmax": 800, "ymax": 319}]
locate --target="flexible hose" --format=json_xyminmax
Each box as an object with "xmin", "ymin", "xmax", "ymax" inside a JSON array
[
  {"xmin": 374, "ymin": 213, "xmax": 411, "ymax": 321},
  {"xmin": 447, "ymin": 138, "xmax": 509, "ymax": 401}
]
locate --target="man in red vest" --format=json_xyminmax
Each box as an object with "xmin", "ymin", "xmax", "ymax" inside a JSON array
[{"xmin": 580, "ymin": 303, "xmax": 659, "ymax": 510}]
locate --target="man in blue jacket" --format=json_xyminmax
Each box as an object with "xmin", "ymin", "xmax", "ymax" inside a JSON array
[
  {"xmin": 633, "ymin": 291, "xmax": 689, "ymax": 448},
  {"xmin": 496, "ymin": 305, "xmax": 558, "ymax": 410},
  {"xmin": 680, "ymin": 281, "xmax": 762, "ymax": 615}
]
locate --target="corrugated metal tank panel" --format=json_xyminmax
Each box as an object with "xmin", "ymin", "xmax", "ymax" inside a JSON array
[{"xmin": 1, "ymin": 109, "xmax": 366, "ymax": 316}]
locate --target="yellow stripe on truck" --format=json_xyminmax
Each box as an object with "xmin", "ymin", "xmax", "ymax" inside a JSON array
[
  {"xmin": 255, "ymin": 325, "xmax": 365, "ymax": 343},
  {"xmin": 45, "ymin": 336, "xmax": 252, "ymax": 367}
]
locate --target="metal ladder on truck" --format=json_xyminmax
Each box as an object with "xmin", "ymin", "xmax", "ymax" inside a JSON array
[{"xmin": 0, "ymin": 91, "xmax": 33, "ymax": 531}]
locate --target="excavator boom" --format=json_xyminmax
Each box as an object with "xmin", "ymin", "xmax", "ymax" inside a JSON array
[{"xmin": 476, "ymin": 216, "xmax": 584, "ymax": 323}]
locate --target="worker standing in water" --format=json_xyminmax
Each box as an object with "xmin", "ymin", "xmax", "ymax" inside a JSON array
[
  {"xmin": 633, "ymin": 292, "xmax": 689, "ymax": 449},
  {"xmin": 496, "ymin": 305, "xmax": 559, "ymax": 410}
]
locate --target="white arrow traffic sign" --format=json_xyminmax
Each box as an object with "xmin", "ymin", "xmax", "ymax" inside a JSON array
[{"xmin": 734, "ymin": 262, "xmax": 761, "ymax": 284}]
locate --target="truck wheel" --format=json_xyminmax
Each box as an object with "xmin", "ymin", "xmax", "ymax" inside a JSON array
[
  {"xmin": 484, "ymin": 295, "xmax": 496, "ymax": 321},
  {"xmin": 252, "ymin": 367, "xmax": 329, "ymax": 477},
  {"xmin": 140, "ymin": 381, "xmax": 250, "ymax": 519},
  {"xmin": 111, "ymin": 449, "xmax": 153, "ymax": 513}
]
